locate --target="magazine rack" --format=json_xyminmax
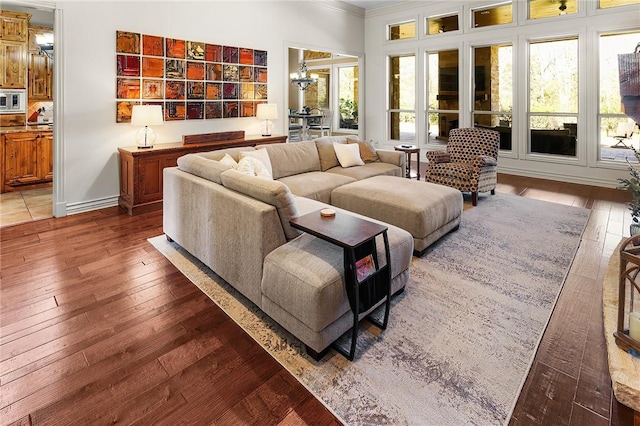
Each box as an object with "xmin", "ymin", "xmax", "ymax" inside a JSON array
[{"xmin": 290, "ymin": 210, "xmax": 392, "ymax": 360}]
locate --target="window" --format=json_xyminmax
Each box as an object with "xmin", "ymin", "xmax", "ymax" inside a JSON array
[
  {"xmin": 338, "ymin": 65, "xmax": 359, "ymax": 130},
  {"xmin": 528, "ymin": 38, "xmax": 578, "ymax": 157},
  {"xmin": 472, "ymin": 44, "xmax": 513, "ymax": 151},
  {"xmin": 426, "ymin": 14, "xmax": 459, "ymax": 35},
  {"xmin": 389, "ymin": 54, "xmax": 415, "ymax": 141},
  {"xmin": 529, "ymin": 0, "xmax": 577, "ymax": 19},
  {"xmin": 388, "ymin": 21, "xmax": 415, "ymax": 40},
  {"xmin": 599, "ymin": 0, "xmax": 640, "ymax": 9},
  {"xmin": 426, "ymin": 49, "xmax": 458, "ymax": 143},
  {"xmin": 598, "ymin": 31, "xmax": 640, "ymax": 162},
  {"xmin": 472, "ymin": 3, "xmax": 512, "ymax": 28}
]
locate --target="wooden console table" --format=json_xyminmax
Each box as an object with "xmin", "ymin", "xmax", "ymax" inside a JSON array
[{"xmin": 118, "ymin": 133, "xmax": 286, "ymax": 215}]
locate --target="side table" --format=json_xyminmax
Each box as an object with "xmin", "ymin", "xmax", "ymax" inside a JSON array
[
  {"xmin": 290, "ymin": 210, "xmax": 392, "ymax": 361},
  {"xmin": 394, "ymin": 144, "xmax": 420, "ymax": 180}
]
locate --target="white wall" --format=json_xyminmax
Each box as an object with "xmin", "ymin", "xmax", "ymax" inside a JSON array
[
  {"xmin": 362, "ymin": 0, "xmax": 640, "ymax": 188},
  {"xmin": 57, "ymin": 0, "xmax": 364, "ymax": 213}
]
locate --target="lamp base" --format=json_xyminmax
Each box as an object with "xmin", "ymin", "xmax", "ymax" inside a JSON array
[{"xmin": 135, "ymin": 126, "xmax": 156, "ymax": 149}]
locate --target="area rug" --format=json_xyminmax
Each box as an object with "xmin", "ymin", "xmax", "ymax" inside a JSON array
[{"xmin": 148, "ymin": 193, "xmax": 590, "ymax": 425}]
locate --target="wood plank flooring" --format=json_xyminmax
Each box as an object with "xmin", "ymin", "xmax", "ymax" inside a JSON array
[{"xmin": 0, "ymin": 173, "xmax": 639, "ymax": 425}]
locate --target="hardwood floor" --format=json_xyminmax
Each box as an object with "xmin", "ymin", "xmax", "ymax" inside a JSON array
[{"xmin": 0, "ymin": 173, "xmax": 638, "ymax": 425}]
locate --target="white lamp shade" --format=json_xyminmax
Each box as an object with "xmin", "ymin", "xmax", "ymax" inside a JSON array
[
  {"xmin": 256, "ymin": 103, "xmax": 278, "ymax": 120},
  {"xmin": 131, "ymin": 105, "xmax": 164, "ymax": 126}
]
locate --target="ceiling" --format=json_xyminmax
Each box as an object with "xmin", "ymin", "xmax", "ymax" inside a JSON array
[{"xmin": 340, "ymin": 0, "xmax": 404, "ymax": 10}]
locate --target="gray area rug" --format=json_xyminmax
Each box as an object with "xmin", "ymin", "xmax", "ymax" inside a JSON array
[{"xmin": 148, "ymin": 193, "xmax": 590, "ymax": 425}]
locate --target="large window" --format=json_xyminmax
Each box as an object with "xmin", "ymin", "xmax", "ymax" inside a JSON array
[
  {"xmin": 338, "ymin": 65, "xmax": 359, "ymax": 130},
  {"xmin": 528, "ymin": 38, "xmax": 578, "ymax": 157},
  {"xmin": 598, "ymin": 31, "xmax": 640, "ymax": 162},
  {"xmin": 426, "ymin": 49, "xmax": 458, "ymax": 143},
  {"xmin": 389, "ymin": 54, "xmax": 415, "ymax": 141},
  {"xmin": 472, "ymin": 44, "xmax": 513, "ymax": 151}
]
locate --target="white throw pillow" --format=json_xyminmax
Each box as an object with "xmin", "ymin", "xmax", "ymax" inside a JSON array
[
  {"xmin": 236, "ymin": 156, "xmax": 273, "ymax": 180},
  {"xmin": 239, "ymin": 148, "xmax": 273, "ymax": 176},
  {"xmin": 219, "ymin": 153, "xmax": 238, "ymax": 169},
  {"xmin": 333, "ymin": 142, "xmax": 364, "ymax": 168}
]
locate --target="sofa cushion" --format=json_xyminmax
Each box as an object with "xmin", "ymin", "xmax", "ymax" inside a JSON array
[
  {"xmin": 347, "ymin": 137, "xmax": 379, "ymax": 163},
  {"xmin": 259, "ymin": 140, "xmax": 320, "ymax": 179},
  {"xmin": 220, "ymin": 169, "xmax": 300, "ymax": 240},
  {"xmin": 277, "ymin": 171, "xmax": 356, "ymax": 204},
  {"xmin": 177, "ymin": 154, "xmax": 232, "ymax": 184},
  {"xmin": 239, "ymin": 148, "xmax": 273, "ymax": 176},
  {"xmin": 236, "ymin": 156, "xmax": 272, "ymax": 179},
  {"xmin": 219, "ymin": 153, "xmax": 238, "ymax": 169},
  {"xmin": 197, "ymin": 146, "xmax": 255, "ymax": 162},
  {"xmin": 333, "ymin": 142, "xmax": 365, "ymax": 168},
  {"xmin": 325, "ymin": 162, "xmax": 402, "ymax": 180},
  {"xmin": 314, "ymin": 136, "xmax": 349, "ymax": 171}
]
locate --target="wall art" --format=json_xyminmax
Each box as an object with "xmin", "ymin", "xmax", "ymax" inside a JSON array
[{"xmin": 115, "ymin": 30, "xmax": 268, "ymax": 123}]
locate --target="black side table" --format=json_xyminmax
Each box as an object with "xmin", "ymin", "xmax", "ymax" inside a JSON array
[
  {"xmin": 394, "ymin": 144, "xmax": 420, "ymax": 180},
  {"xmin": 290, "ymin": 210, "xmax": 392, "ymax": 361}
]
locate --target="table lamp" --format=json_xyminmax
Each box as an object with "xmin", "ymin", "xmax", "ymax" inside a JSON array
[
  {"xmin": 131, "ymin": 105, "xmax": 163, "ymax": 149},
  {"xmin": 256, "ymin": 103, "xmax": 278, "ymax": 137}
]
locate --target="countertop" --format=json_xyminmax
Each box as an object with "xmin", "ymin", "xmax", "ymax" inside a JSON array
[{"xmin": 0, "ymin": 125, "xmax": 54, "ymax": 134}]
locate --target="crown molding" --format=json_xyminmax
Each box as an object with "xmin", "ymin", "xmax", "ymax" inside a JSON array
[{"xmin": 2, "ymin": 0, "xmax": 56, "ymax": 11}]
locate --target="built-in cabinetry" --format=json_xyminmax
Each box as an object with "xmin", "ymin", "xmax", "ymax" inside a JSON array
[
  {"xmin": 27, "ymin": 26, "xmax": 53, "ymax": 101},
  {"xmin": 118, "ymin": 134, "xmax": 287, "ymax": 215},
  {"xmin": 0, "ymin": 11, "xmax": 29, "ymax": 89},
  {"xmin": 1, "ymin": 130, "xmax": 53, "ymax": 192}
]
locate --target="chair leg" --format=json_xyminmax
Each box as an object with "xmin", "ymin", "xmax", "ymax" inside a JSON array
[
  {"xmin": 472, "ymin": 192, "xmax": 478, "ymax": 206},
  {"xmin": 491, "ymin": 189, "xmax": 495, "ymax": 195}
]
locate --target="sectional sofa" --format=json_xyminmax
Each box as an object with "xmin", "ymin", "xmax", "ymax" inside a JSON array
[{"xmin": 162, "ymin": 136, "xmax": 461, "ymax": 358}]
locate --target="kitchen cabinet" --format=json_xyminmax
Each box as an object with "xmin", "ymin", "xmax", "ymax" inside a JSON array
[
  {"xmin": 2, "ymin": 131, "xmax": 53, "ymax": 192},
  {"xmin": 1, "ymin": 40, "xmax": 27, "ymax": 88},
  {"xmin": 0, "ymin": 11, "xmax": 29, "ymax": 89},
  {"xmin": 28, "ymin": 52, "xmax": 52, "ymax": 100},
  {"xmin": 1, "ymin": 11, "xmax": 29, "ymax": 42},
  {"xmin": 27, "ymin": 26, "xmax": 53, "ymax": 100}
]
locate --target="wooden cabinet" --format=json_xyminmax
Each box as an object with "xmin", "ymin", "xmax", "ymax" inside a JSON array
[
  {"xmin": 118, "ymin": 134, "xmax": 287, "ymax": 215},
  {"xmin": 0, "ymin": 11, "xmax": 29, "ymax": 89},
  {"xmin": 2, "ymin": 131, "xmax": 53, "ymax": 192},
  {"xmin": 1, "ymin": 41, "xmax": 27, "ymax": 88},
  {"xmin": 1, "ymin": 11, "xmax": 29, "ymax": 42},
  {"xmin": 28, "ymin": 52, "xmax": 52, "ymax": 100},
  {"xmin": 27, "ymin": 26, "xmax": 53, "ymax": 101}
]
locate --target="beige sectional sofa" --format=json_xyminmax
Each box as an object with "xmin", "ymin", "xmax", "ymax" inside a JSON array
[{"xmin": 162, "ymin": 136, "xmax": 460, "ymax": 359}]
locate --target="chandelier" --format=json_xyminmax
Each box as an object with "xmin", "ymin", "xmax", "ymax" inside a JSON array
[{"xmin": 290, "ymin": 61, "xmax": 318, "ymax": 91}]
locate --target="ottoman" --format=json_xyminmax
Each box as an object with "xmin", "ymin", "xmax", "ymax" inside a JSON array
[{"xmin": 331, "ymin": 175, "xmax": 463, "ymax": 256}]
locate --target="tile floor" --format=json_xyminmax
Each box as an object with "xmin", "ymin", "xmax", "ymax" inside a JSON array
[{"xmin": 0, "ymin": 186, "xmax": 53, "ymax": 228}]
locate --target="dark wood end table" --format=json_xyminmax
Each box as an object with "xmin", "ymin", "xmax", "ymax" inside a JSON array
[
  {"xmin": 290, "ymin": 210, "xmax": 392, "ymax": 361},
  {"xmin": 394, "ymin": 144, "xmax": 421, "ymax": 180}
]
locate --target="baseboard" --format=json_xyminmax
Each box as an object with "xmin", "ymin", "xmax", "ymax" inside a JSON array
[
  {"xmin": 497, "ymin": 166, "xmax": 618, "ymax": 189},
  {"xmin": 65, "ymin": 195, "xmax": 119, "ymax": 215}
]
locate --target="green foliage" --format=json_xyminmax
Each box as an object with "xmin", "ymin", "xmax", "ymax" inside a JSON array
[
  {"xmin": 618, "ymin": 146, "xmax": 640, "ymax": 223},
  {"xmin": 339, "ymin": 98, "xmax": 358, "ymax": 120}
]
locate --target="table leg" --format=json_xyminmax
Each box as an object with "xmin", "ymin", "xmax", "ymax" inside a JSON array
[{"xmin": 415, "ymin": 152, "xmax": 420, "ymax": 180}]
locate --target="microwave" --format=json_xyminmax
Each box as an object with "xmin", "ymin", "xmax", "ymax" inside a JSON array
[{"xmin": 0, "ymin": 89, "xmax": 26, "ymax": 114}]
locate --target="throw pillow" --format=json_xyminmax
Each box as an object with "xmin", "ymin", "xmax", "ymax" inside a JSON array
[
  {"xmin": 333, "ymin": 142, "xmax": 364, "ymax": 168},
  {"xmin": 239, "ymin": 148, "xmax": 273, "ymax": 176},
  {"xmin": 236, "ymin": 156, "xmax": 273, "ymax": 180},
  {"xmin": 219, "ymin": 153, "xmax": 239, "ymax": 169},
  {"xmin": 347, "ymin": 137, "xmax": 379, "ymax": 163}
]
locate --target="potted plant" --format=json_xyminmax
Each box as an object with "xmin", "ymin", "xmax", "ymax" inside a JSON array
[
  {"xmin": 618, "ymin": 145, "xmax": 640, "ymax": 235},
  {"xmin": 339, "ymin": 98, "xmax": 358, "ymax": 127}
]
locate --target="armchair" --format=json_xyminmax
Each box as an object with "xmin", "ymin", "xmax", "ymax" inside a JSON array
[{"xmin": 425, "ymin": 127, "xmax": 500, "ymax": 206}]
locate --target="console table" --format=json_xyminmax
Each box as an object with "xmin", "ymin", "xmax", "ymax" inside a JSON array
[
  {"xmin": 118, "ymin": 133, "xmax": 286, "ymax": 215},
  {"xmin": 290, "ymin": 210, "xmax": 391, "ymax": 360}
]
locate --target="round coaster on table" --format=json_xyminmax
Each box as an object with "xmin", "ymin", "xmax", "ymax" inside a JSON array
[{"xmin": 320, "ymin": 208, "xmax": 336, "ymax": 218}]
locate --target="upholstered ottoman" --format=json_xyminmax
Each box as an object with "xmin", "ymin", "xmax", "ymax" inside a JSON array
[{"xmin": 331, "ymin": 176, "xmax": 463, "ymax": 256}]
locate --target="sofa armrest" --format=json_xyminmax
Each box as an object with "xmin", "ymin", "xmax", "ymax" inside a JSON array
[
  {"xmin": 376, "ymin": 149, "xmax": 404, "ymax": 168},
  {"xmin": 426, "ymin": 151, "xmax": 450, "ymax": 163},
  {"xmin": 472, "ymin": 155, "xmax": 497, "ymax": 168}
]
